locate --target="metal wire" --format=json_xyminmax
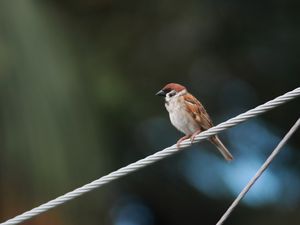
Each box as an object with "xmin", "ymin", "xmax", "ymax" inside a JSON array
[
  {"xmin": 215, "ymin": 117, "xmax": 300, "ymax": 225},
  {"xmin": 1, "ymin": 87, "xmax": 300, "ymax": 225}
]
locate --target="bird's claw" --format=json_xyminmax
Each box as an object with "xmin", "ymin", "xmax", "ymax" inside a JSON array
[
  {"xmin": 176, "ymin": 135, "xmax": 191, "ymax": 149},
  {"xmin": 190, "ymin": 130, "xmax": 201, "ymax": 143}
]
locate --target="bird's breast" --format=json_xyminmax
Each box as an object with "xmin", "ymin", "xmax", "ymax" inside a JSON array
[{"xmin": 165, "ymin": 98, "xmax": 199, "ymax": 135}]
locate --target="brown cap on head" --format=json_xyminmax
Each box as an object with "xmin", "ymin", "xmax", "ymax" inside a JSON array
[{"xmin": 162, "ymin": 83, "xmax": 186, "ymax": 92}]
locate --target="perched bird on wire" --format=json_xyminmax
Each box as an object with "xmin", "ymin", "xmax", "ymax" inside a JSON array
[{"xmin": 156, "ymin": 83, "xmax": 233, "ymax": 161}]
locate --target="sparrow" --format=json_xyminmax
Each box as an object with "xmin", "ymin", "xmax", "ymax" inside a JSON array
[{"xmin": 156, "ymin": 83, "xmax": 233, "ymax": 161}]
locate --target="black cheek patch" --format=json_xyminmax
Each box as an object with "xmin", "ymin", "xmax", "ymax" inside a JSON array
[{"xmin": 169, "ymin": 92, "xmax": 176, "ymax": 97}]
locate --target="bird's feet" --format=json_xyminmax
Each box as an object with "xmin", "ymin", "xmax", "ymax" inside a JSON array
[
  {"xmin": 176, "ymin": 130, "xmax": 202, "ymax": 149},
  {"xmin": 190, "ymin": 129, "xmax": 201, "ymax": 143},
  {"xmin": 176, "ymin": 135, "xmax": 191, "ymax": 148}
]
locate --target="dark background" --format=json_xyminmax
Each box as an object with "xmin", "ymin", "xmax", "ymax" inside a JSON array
[{"xmin": 0, "ymin": 0, "xmax": 299, "ymax": 225}]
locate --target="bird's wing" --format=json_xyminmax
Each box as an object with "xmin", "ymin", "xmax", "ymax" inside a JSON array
[{"xmin": 183, "ymin": 93, "xmax": 213, "ymax": 130}]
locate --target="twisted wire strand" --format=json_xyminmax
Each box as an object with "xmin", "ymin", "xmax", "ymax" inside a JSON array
[
  {"xmin": 1, "ymin": 87, "xmax": 300, "ymax": 225},
  {"xmin": 216, "ymin": 117, "xmax": 300, "ymax": 225}
]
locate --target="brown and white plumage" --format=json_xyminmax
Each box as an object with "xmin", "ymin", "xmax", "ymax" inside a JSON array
[{"xmin": 156, "ymin": 83, "xmax": 233, "ymax": 161}]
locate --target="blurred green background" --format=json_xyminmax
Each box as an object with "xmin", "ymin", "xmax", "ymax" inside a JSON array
[{"xmin": 0, "ymin": 0, "xmax": 299, "ymax": 225}]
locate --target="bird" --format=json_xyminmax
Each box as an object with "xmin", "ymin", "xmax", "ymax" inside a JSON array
[{"xmin": 156, "ymin": 83, "xmax": 233, "ymax": 161}]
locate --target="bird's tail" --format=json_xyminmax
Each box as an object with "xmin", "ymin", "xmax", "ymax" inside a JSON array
[{"xmin": 210, "ymin": 135, "xmax": 233, "ymax": 161}]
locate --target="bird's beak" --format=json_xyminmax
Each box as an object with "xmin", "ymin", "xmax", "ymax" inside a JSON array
[{"xmin": 156, "ymin": 90, "xmax": 166, "ymax": 97}]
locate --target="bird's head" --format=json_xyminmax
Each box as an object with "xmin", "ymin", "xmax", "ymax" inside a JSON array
[{"xmin": 156, "ymin": 83, "xmax": 187, "ymax": 100}]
